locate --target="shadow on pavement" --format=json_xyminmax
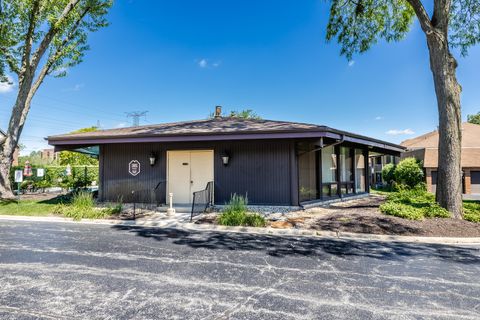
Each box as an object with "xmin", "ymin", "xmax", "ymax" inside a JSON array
[{"xmin": 111, "ymin": 225, "xmax": 480, "ymax": 264}]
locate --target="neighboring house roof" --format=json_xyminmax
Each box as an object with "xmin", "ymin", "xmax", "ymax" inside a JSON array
[
  {"xmin": 47, "ymin": 117, "xmax": 404, "ymax": 152},
  {"xmin": 401, "ymin": 122, "xmax": 480, "ymax": 168}
]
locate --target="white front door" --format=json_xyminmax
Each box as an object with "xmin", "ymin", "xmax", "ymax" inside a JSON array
[{"xmin": 167, "ymin": 150, "xmax": 214, "ymax": 204}]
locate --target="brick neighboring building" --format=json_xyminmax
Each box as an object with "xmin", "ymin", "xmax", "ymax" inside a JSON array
[
  {"xmin": 41, "ymin": 148, "xmax": 59, "ymax": 162},
  {"xmin": 369, "ymin": 154, "xmax": 399, "ymax": 187},
  {"xmin": 401, "ymin": 122, "xmax": 480, "ymax": 195}
]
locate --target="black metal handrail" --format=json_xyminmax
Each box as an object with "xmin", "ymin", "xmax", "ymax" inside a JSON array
[{"xmin": 191, "ymin": 181, "xmax": 214, "ymax": 221}]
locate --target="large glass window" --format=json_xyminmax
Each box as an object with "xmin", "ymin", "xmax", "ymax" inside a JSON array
[
  {"xmin": 298, "ymin": 143, "xmax": 319, "ymax": 202},
  {"xmin": 339, "ymin": 147, "xmax": 354, "ymax": 194},
  {"xmin": 321, "ymin": 146, "xmax": 337, "ymax": 198},
  {"xmin": 355, "ymin": 149, "xmax": 366, "ymax": 193}
]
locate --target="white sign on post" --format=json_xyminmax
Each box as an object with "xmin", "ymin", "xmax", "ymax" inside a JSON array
[
  {"xmin": 14, "ymin": 170, "xmax": 23, "ymax": 183},
  {"xmin": 37, "ymin": 168, "xmax": 45, "ymax": 177}
]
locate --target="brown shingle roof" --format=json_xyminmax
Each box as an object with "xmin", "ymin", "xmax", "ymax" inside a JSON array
[
  {"xmin": 48, "ymin": 117, "xmax": 324, "ymax": 140},
  {"xmin": 401, "ymin": 122, "xmax": 480, "ymax": 149},
  {"xmin": 47, "ymin": 117, "xmax": 404, "ymax": 152}
]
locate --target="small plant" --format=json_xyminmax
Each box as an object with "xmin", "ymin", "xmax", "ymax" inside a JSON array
[
  {"xmin": 218, "ymin": 194, "xmax": 266, "ymax": 227},
  {"xmin": 72, "ymin": 190, "xmax": 95, "ymax": 208},
  {"xmin": 54, "ymin": 191, "xmax": 111, "ymax": 220},
  {"xmin": 463, "ymin": 202, "xmax": 480, "ymax": 223},
  {"xmin": 225, "ymin": 193, "xmax": 248, "ymax": 213},
  {"xmin": 106, "ymin": 196, "xmax": 123, "ymax": 215}
]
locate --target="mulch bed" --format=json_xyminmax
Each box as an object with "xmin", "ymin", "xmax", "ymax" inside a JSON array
[
  {"xmin": 287, "ymin": 195, "xmax": 480, "ymax": 237},
  {"xmin": 196, "ymin": 195, "xmax": 480, "ymax": 237}
]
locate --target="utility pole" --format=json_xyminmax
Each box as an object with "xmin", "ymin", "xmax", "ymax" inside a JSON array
[{"xmin": 126, "ymin": 111, "xmax": 148, "ymax": 127}]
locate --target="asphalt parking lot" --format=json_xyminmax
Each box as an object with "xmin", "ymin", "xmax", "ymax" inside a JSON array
[{"xmin": 0, "ymin": 220, "xmax": 479, "ymax": 319}]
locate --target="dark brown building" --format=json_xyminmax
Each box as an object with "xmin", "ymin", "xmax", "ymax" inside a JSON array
[{"xmin": 48, "ymin": 112, "xmax": 403, "ymax": 207}]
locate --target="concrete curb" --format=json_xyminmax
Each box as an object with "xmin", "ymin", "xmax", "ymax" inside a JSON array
[{"xmin": 0, "ymin": 214, "xmax": 479, "ymax": 245}]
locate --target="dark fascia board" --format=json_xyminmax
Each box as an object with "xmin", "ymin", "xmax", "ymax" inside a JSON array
[{"xmin": 49, "ymin": 129, "xmax": 405, "ymax": 153}]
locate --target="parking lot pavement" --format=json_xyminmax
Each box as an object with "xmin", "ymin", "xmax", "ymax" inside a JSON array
[{"xmin": 0, "ymin": 220, "xmax": 479, "ymax": 319}]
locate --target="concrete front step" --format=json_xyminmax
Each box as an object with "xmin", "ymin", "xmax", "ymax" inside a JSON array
[{"xmin": 156, "ymin": 206, "xmax": 192, "ymax": 214}]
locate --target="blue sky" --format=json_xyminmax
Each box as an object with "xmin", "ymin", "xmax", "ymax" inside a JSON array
[{"xmin": 1, "ymin": 0, "xmax": 479, "ymax": 154}]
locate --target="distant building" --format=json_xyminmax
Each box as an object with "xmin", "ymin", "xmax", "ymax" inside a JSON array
[
  {"xmin": 401, "ymin": 122, "xmax": 480, "ymax": 195},
  {"xmin": 369, "ymin": 154, "xmax": 399, "ymax": 187},
  {"xmin": 41, "ymin": 148, "xmax": 59, "ymax": 162}
]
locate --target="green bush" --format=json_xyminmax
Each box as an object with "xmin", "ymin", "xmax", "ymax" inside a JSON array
[
  {"xmin": 218, "ymin": 194, "xmax": 266, "ymax": 227},
  {"xmin": 381, "ymin": 163, "xmax": 396, "ymax": 185},
  {"xmin": 463, "ymin": 202, "xmax": 480, "ymax": 223},
  {"xmin": 54, "ymin": 191, "xmax": 112, "ymax": 221},
  {"xmin": 10, "ymin": 165, "xmax": 99, "ymax": 191},
  {"xmin": 380, "ymin": 202, "xmax": 424, "ymax": 220},
  {"xmin": 422, "ymin": 203, "xmax": 451, "ymax": 218},
  {"xmin": 380, "ymin": 188, "xmax": 451, "ymax": 220},
  {"xmin": 394, "ymin": 158, "xmax": 424, "ymax": 188}
]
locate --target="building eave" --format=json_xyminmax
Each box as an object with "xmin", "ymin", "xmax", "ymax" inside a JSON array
[{"xmin": 48, "ymin": 129, "xmax": 405, "ymax": 153}]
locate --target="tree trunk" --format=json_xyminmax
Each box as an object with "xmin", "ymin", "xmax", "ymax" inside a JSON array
[
  {"xmin": 426, "ymin": 31, "xmax": 463, "ymax": 218},
  {"xmin": 0, "ymin": 71, "xmax": 35, "ymax": 199}
]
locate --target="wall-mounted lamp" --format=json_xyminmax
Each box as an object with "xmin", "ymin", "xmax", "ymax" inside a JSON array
[
  {"xmin": 149, "ymin": 152, "xmax": 157, "ymax": 166},
  {"xmin": 221, "ymin": 152, "xmax": 230, "ymax": 166}
]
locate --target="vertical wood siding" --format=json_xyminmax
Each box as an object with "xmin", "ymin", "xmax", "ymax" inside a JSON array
[{"xmin": 101, "ymin": 140, "xmax": 293, "ymax": 205}]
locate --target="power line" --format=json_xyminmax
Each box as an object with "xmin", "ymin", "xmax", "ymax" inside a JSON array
[{"xmin": 126, "ymin": 111, "xmax": 148, "ymax": 127}]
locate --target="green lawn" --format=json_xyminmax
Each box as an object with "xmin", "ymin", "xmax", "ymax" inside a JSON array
[{"xmin": 0, "ymin": 200, "xmax": 58, "ymax": 216}]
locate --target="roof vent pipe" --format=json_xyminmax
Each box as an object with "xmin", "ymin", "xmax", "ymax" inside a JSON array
[{"xmin": 214, "ymin": 106, "xmax": 222, "ymax": 118}]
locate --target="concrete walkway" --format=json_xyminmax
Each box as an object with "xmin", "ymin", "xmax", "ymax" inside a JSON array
[{"xmin": 1, "ymin": 213, "xmax": 480, "ymax": 245}]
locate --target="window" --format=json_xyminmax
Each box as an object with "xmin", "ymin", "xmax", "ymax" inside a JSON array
[
  {"xmin": 355, "ymin": 149, "xmax": 366, "ymax": 193},
  {"xmin": 322, "ymin": 146, "xmax": 338, "ymax": 198},
  {"xmin": 298, "ymin": 143, "xmax": 319, "ymax": 202},
  {"xmin": 339, "ymin": 147, "xmax": 354, "ymax": 195}
]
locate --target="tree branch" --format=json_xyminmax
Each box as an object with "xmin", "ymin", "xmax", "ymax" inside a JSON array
[
  {"xmin": 45, "ymin": 5, "xmax": 91, "ymax": 75},
  {"xmin": 21, "ymin": 0, "xmax": 41, "ymax": 73},
  {"xmin": 30, "ymin": 0, "xmax": 81, "ymax": 71},
  {"xmin": 432, "ymin": 0, "xmax": 451, "ymax": 32},
  {"xmin": 31, "ymin": 5, "xmax": 91, "ymax": 101},
  {"xmin": 405, "ymin": 0, "xmax": 433, "ymax": 34}
]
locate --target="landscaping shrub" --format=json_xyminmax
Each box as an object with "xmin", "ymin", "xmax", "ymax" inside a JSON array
[
  {"xmin": 218, "ymin": 194, "xmax": 266, "ymax": 227},
  {"xmin": 422, "ymin": 203, "xmax": 451, "ymax": 218},
  {"xmin": 54, "ymin": 191, "xmax": 119, "ymax": 220},
  {"xmin": 9, "ymin": 165, "xmax": 99, "ymax": 191},
  {"xmin": 380, "ymin": 202, "xmax": 424, "ymax": 220},
  {"xmin": 380, "ymin": 187, "xmax": 451, "ymax": 220},
  {"xmin": 463, "ymin": 202, "xmax": 480, "ymax": 223},
  {"xmin": 381, "ymin": 163, "xmax": 396, "ymax": 185},
  {"xmin": 394, "ymin": 158, "xmax": 424, "ymax": 188}
]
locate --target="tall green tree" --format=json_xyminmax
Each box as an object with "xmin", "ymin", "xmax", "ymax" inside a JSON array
[
  {"xmin": 0, "ymin": 0, "xmax": 112, "ymax": 198},
  {"xmin": 467, "ymin": 112, "xmax": 480, "ymax": 125},
  {"xmin": 325, "ymin": 0, "xmax": 480, "ymax": 218},
  {"xmin": 58, "ymin": 127, "xmax": 98, "ymax": 165}
]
